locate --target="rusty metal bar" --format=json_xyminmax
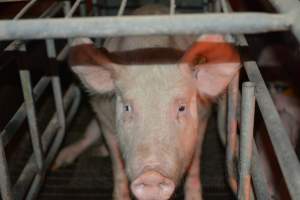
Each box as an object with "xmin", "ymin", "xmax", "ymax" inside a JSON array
[
  {"xmin": 0, "ymin": 12, "xmax": 292, "ymax": 40},
  {"xmin": 225, "ymin": 73, "xmax": 239, "ymax": 194},
  {"xmin": 19, "ymin": 69, "xmax": 44, "ymax": 170},
  {"xmin": 244, "ymin": 61, "xmax": 300, "ymax": 200},
  {"xmin": 238, "ymin": 82, "xmax": 256, "ymax": 200},
  {"xmin": 0, "ymin": 138, "xmax": 13, "ymax": 200}
]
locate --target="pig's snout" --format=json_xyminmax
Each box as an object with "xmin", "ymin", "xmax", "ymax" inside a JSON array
[{"xmin": 131, "ymin": 170, "xmax": 175, "ymax": 200}]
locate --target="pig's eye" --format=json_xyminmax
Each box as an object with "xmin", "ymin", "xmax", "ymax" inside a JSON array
[
  {"xmin": 124, "ymin": 104, "xmax": 132, "ymax": 112},
  {"xmin": 178, "ymin": 104, "xmax": 186, "ymax": 112}
]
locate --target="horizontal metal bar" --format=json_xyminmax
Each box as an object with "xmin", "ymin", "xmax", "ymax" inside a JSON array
[
  {"xmin": 0, "ymin": 12, "xmax": 292, "ymax": 40},
  {"xmin": 238, "ymin": 82, "xmax": 255, "ymax": 200},
  {"xmin": 5, "ymin": 2, "xmax": 63, "ymax": 51},
  {"xmin": 244, "ymin": 61, "xmax": 300, "ymax": 200}
]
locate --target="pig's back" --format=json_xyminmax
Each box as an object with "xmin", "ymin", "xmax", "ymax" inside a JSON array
[{"xmin": 104, "ymin": 5, "xmax": 196, "ymax": 51}]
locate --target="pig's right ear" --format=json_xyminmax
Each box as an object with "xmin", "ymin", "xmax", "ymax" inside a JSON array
[{"xmin": 68, "ymin": 38, "xmax": 122, "ymax": 94}]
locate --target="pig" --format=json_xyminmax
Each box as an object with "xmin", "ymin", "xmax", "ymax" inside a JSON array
[{"xmin": 53, "ymin": 5, "xmax": 241, "ymax": 200}]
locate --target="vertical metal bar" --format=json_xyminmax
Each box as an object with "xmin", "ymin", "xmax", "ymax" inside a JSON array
[
  {"xmin": 244, "ymin": 61, "xmax": 300, "ymax": 199},
  {"xmin": 0, "ymin": 138, "xmax": 13, "ymax": 200},
  {"xmin": 251, "ymin": 142, "xmax": 271, "ymax": 200},
  {"xmin": 238, "ymin": 82, "xmax": 256, "ymax": 200},
  {"xmin": 117, "ymin": 0, "xmax": 127, "ymax": 16},
  {"xmin": 226, "ymin": 73, "xmax": 239, "ymax": 193},
  {"xmin": 170, "ymin": 0, "xmax": 176, "ymax": 15},
  {"xmin": 19, "ymin": 69, "xmax": 44, "ymax": 170},
  {"xmin": 79, "ymin": 0, "xmax": 87, "ymax": 16}
]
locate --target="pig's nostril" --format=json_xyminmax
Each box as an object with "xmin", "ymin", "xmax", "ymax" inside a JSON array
[{"xmin": 131, "ymin": 171, "xmax": 175, "ymax": 200}]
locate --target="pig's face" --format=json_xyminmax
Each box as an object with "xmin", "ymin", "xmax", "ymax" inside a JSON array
[
  {"xmin": 69, "ymin": 35, "xmax": 240, "ymax": 200},
  {"xmin": 115, "ymin": 65, "xmax": 199, "ymax": 183}
]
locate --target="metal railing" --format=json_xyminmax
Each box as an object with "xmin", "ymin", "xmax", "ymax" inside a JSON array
[
  {"xmin": 0, "ymin": 0, "xmax": 300, "ymax": 200},
  {"xmin": 0, "ymin": 1, "xmax": 82, "ymax": 200}
]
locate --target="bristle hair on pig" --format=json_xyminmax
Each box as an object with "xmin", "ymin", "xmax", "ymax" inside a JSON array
[{"xmin": 53, "ymin": 5, "xmax": 241, "ymax": 200}]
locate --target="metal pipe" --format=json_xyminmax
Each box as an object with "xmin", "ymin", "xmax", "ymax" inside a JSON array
[
  {"xmin": 4, "ymin": 2, "xmax": 63, "ymax": 51},
  {"xmin": 1, "ymin": 77, "xmax": 50, "ymax": 146},
  {"xmin": 0, "ymin": 12, "xmax": 292, "ymax": 40},
  {"xmin": 244, "ymin": 61, "xmax": 300, "ymax": 200},
  {"xmin": 226, "ymin": 73, "xmax": 239, "ymax": 194},
  {"xmin": 0, "ymin": 138, "xmax": 13, "ymax": 200},
  {"xmin": 251, "ymin": 142, "xmax": 271, "ymax": 200},
  {"xmin": 13, "ymin": 85, "xmax": 80, "ymax": 200},
  {"xmin": 238, "ymin": 82, "xmax": 256, "ymax": 200},
  {"xmin": 217, "ymin": 91, "xmax": 271, "ymax": 200},
  {"xmin": 268, "ymin": 0, "xmax": 300, "ymax": 13},
  {"xmin": 117, "ymin": 0, "xmax": 127, "ymax": 16},
  {"xmin": 13, "ymin": 0, "xmax": 38, "ymax": 20},
  {"xmin": 19, "ymin": 70, "xmax": 44, "ymax": 170},
  {"xmin": 170, "ymin": 0, "xmax": 176, "ymax": 15},
  {"xmin": 66, "ymin": 0, "xmax": 82, "ymax": 18}
]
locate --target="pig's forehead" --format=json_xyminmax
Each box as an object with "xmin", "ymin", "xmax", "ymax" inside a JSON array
[{"xmin": 116, "ymin": 64, "xmax": 195, "ymax": 97}]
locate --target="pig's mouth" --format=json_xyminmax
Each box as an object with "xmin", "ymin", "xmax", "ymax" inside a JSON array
[{"xmin": 131, "ymin": 169, "xmax": 175, "ymax": 200}]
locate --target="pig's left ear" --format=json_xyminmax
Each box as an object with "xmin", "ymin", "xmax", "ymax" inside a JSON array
[{"xmin": 180, "ymin": 34, "xmax": 241, "ymax": 99}]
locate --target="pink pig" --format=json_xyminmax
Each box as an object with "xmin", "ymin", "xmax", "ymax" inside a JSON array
[{"xmin": 53, "ymin": 5, "xmax": 241, "ymax": 200}]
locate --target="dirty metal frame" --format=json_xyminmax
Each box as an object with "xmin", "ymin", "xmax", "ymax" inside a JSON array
[
  {"xmin": 0, "ymin": 0, "xmax": 299, "ymax": 199},
  {"xmin": 218, "ymin": 0, "xmax": 300, "ymax": 200},
  {"xmin": 0, "ymin": 1, "xmax": 82, "ymax": 200}
]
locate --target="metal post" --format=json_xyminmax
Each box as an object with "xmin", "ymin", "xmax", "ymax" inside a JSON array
[
  {"xmin": 0, "ymin": 138, "xmax": 13, "ymax": 200},
  {"xmin": 238, "ymin": 82, "xmax": 256, "ymax": 200},
  {"xmin": 244, "ymin": 61, "xmax": 300, "ymax": 200},
  {"xmin": 19, "ymin": 68, "xmax": 44, "ymax": 171}
]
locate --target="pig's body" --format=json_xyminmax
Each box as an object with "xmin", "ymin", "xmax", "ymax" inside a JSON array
[{"xmin": 54, "ymin": 5, "xmax": 240, "ymax": 200}]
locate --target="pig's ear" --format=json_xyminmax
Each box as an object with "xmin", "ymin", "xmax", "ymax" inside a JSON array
[
  {"xmin": 180, "ymin": 34, "xmax": 241, "ymax": 99},
  {"xmin": 68, "ymin": 38, "xmax": 122, "ymax": 94}
]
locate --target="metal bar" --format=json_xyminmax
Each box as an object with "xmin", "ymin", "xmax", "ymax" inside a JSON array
[
  {"xmin": 19, "ymin": 70, "xmax": 44, "ymax": 170},
  {"xmin": 217, "ymin": 91, "xmax": 271, "ymax": 200},
  {"xmin": 13, "ymin": 85, "xmax": 80, "ymax": 200},
  {"xmin": 66, "ymin": 0, "xmax": 82, "ymax": 18},
  {"xmin": 251, "ymin": 142, "xmax": 271, "ymax": 200},
  {"xmin": 226, "ymin": 73, "xmax": 239, "ymax": 194},
  {"xmin": 13, "ymin": 0, "xmax": 38, "ymax": 20},
  {"xmin": 0, "ymin": 138, "xmax": 13, "ymax": 200},
  {"xmin": 4, "ymin": 2, "xmax": 63, "ymax": 51},
  {"xmin": 117, "ymin": 0, "xmax": 127, "ymax": 16},
  {"xmin": 268, "ymin": 0, "xmax": 300, "ymax": 13},
  {"xmin": 1, "ymin": 77, "xmax": 50, "ymax": 146},
  {"xmin": 0, "ymin": 12, "xmax": 292, "ymax": 40},
  {"xmin": 238, "ymin": 82, "xmax": 255, "ymax": 200},
  {"xmin": 170, "ymin": 0, "xmax": 176, "ymax": 15},
  {"xmin": 244, "ymin": 61, "xmax": 300, "ymax": 200}
]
